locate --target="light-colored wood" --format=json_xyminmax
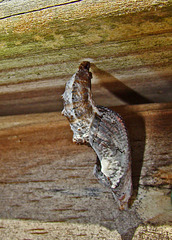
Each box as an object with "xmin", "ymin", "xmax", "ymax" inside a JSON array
[
  {"xmin": 0, "ymin": 1, "xmax": 172, "ymax": 239},
  {"xmin": 0, "ymin": 0, "xmax": 170, "ymax": 20},
  {"xmin": 0, "ymin": 103, "xmax": 171, "ymax": 238},
  {"xmin": 0, "ymin": 1, "xmax": 171, "ymax": 115},
  {"xmin": 0, "ymin": 219, "xmax": 171, "ymax": 240},
  {"xmin": 0, "ymin": 66, "xmax": 171, "ymax": 115}
]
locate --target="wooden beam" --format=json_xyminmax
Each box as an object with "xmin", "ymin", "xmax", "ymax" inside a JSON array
[
  {"xmin": 0, "ymin": 2, "xmax": 171, "ymax": 115},
  {"xmin": 0, "ymin": 103, "xmax": 171, "ymax": 238},
  {"xmin": 0, "ymin": 0, "xmax": 170, "ymax": 20},
  {"xmin": 0, "ymin": 1, "xmax": 171, "ymax": 239},
  {"xmin": 0, "ymin": 219, "xmax": 171, "ymax": 240},
  {"xmin": 0, "ymin": 67, "xmax": 171, "ymax": 115}
]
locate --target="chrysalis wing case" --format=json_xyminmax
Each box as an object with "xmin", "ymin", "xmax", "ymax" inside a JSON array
[{"xmin": 62, "ymin": 61, "xmax": 132, "ymax": 210}]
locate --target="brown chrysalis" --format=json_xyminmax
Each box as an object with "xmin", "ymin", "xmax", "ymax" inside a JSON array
[{"xmin": 62, "ymin": 61, "xmax": 132, "ymax": 210}]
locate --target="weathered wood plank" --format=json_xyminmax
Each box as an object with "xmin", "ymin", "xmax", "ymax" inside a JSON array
[
  {"xmin": 0, "ymin": 1, "xmax": 172, "ymax": 238},
  {"xmin": 0, "ymin": 219, "xmax": 171, "ymax": 240},
  {"xmin": 0, "ymin": 103, "xmax": 171, "ymax": 238},
  {"xmin": 0, "ymin": 3, "xmax": 171, "ymax": 115},
  {"xmin": 0, "ymin": 65, "xmax": 171, "ymax": 115},
  {"xmin": 1, "ymin": 2, "xmax": 171, "ymax": 63},
  {"xmin": 1, "ymin": 9, "xmax": 171, "ymax": 75},
  {"xmin": 0, "ymin": 0, "xmax": 79, "ymax": 20},
  {"xmin": 0, "ymin": 0, "xmax": 170, "ymax": 20}
]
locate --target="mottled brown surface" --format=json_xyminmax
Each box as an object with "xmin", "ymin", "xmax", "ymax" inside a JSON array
[
  {"xmin": 0, "ymin": 219, "xmax": 171, "ymax": 240},
  {"xmin": 0, "ymin": 1, "xmax": 171, "ymax": 116},
  {"xmin": 0, "ymin": 103, "xmax": 171, "ymax": 239},
  {"xmin": 0, "ymin": 0, "xmax": 171, "ymax": 239}
]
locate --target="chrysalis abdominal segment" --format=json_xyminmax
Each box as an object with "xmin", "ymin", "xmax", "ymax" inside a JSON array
[{"xmin": 62, "ymin": 61, "xmax": 132, "ymax": 210}]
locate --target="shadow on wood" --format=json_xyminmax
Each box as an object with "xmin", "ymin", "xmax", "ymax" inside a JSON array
[
  {"xmin": 91, "ymin": 63, "xmax": 152, "ymax": 105},
  {"xmin": 91, "ymin": 63, "xmax": 146, "ymax": 201},
  {"xmin": 90, "ymin": 65, "xmax": 148, "ymax": 239},
  {"xmin": 0, "ymin": 103, "xmax": 171, "ymax": 239},
  {"xmin": 109, "ymin": 108, "xmax": 146, "ymax": 239}
]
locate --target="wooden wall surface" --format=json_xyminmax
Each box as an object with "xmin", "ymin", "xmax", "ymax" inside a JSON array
[
  {"xmin": 0, "ymin": 0, "xmax": 172, "ymax": 239},
  {"xmin": 0, "ymin": 0, "xmax": 172, "ymax": 115}
]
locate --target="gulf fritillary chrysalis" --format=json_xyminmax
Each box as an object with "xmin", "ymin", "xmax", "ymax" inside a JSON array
[{"xmin": 62, "ymin": 61, "xmax": 132, "ymax": 210}]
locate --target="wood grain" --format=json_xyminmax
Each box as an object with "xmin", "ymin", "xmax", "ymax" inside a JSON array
[
  {"xmin": 0, "ymin": 219, "xmax": 171, "ymax": 240},
  {"xmin": 0, "ymin": 1, "xmax": 172, "ymax": 239},
  {"xmin": 0, "ymin": 2, "xmax": 171, "ymax": 115},
  {"xmin": 0, "ymin": 69, "xmax": 171, "ymax": 116},
  {"xmin": 0, "ymin": 103, "xmax": 171, "ymax": 238},
  {"xmin": 0, "ymin": 0, "xmax": 169, "ymax": 20}
]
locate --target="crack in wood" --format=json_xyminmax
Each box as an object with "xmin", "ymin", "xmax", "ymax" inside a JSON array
[{"xmin": 0, "ymin": 0, "xmax": 82, "ymax": 20}]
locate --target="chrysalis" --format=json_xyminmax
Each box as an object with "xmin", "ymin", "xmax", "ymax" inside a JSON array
[{"xmin": 62, "ymin": 61, "xmax": 132, "ymax": 210}]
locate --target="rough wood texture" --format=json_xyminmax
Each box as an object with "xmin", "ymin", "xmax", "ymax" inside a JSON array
[
  {"xmin": 0, "ymin": 220, "xmax": 171, "ymax": 240},
  {"xmin": 0, "ymin": 103, "xmax": 171, "ymax": 239},
  {"xmin": 0, "ymin": 0, "xmax": 170, "ymax": 20},
  {"xmin": 0, "ymin": 0, "xmax": 172, "ymax": 239},
  {"xmin": 0, "ymin": 1, "xmax": 171, "ymax": 115}
]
